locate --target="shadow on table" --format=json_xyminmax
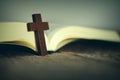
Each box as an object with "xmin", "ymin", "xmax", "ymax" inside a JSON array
[
  {"xmin": 0, "ymin": 44, "xmax": 37, "ymax": 57},
  {"xmin": 59, "ymin": 39, "xmax": 120, "ymax": 53}
]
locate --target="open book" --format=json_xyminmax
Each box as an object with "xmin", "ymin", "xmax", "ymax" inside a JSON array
[{"xmin": 0, "ymin": 22, "xmax": 120, "ymax": 51}]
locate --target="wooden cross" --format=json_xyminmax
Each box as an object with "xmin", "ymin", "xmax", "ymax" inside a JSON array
[{"xmin": 27, "ymin": 14, "xmax": 49, "ymax": 56}]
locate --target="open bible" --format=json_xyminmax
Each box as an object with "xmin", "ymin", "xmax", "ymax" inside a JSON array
[{"xmin": 0, "ymin": 22, "xmax": 120, "ymax": 51}]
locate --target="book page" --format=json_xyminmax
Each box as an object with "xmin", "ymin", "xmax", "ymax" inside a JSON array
[
  {"xmin": 0, "ymin": 22, "xmax": 120, "ymax": 51},
  {"xmin": 47, "ymin": 26, "xmax": 120, "ymax": 51},
  {"xmin": 0, "ymin": 22, "xmax": 49, "ymax": 51}
]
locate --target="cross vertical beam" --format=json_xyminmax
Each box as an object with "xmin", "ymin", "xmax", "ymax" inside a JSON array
[{"xmin": 27, "ymin": 14, "xmax": 49, "ymax": 56}]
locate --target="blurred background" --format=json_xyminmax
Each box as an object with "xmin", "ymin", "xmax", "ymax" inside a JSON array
[{"xmin": 0, "ymin": 0, "xmax": 120, "ymax": 31}]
